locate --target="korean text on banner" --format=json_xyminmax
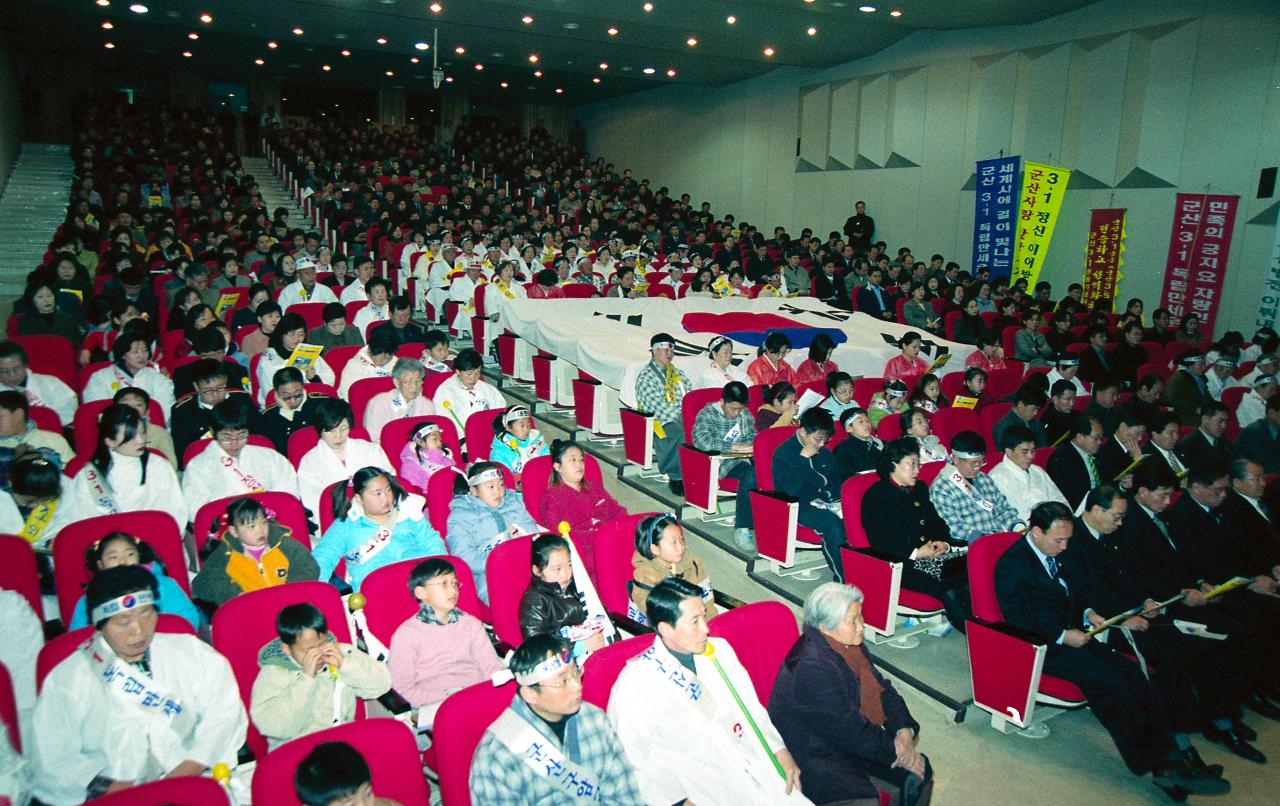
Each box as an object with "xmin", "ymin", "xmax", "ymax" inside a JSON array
[
  {"xmin": 972, "ymin": 156, "xmax": 1021, "ymax": 281},
  {"xmin": 1013, "ymin": 162, "xmax": 1070, "ymax": 288},
  {"xmin": 1083, "ymin": 209, "xmax": 1127, "ymax": 312},
  {"xmin": 1157, "ymin": 194, "xmax": 1239, "ymax": 337},
  {"xmin": 1254, "ymin": 207, "xmax": 1280, "ymax": 332}
]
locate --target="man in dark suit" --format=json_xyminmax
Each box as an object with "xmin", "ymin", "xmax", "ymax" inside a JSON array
[
  {"xmin": 1085, "ymin": 378, "xmax": 1124, "ymax": 439},
  {"xmin": 252, "ymin": 365, "xmax": 331, "ymax": 455},
  {"xmin": 1175, "ymin": 401, "xmax": 1235, "ymax": 474},
  {"xmin": 993, "ymin": 386, "xmax": 1048, "ymax": 449},
  {"xmin": 1046, "ymin": 412, "xmax": 1103, "ymax": 510},
  {"xmin": 1095, "ymin": 412, "xmax": 1147, "ymax": 489},
  {"xmin": 856, "ymin": 267, "xmax": 895, "ymax": 322},
  {"xmin": 1039, "ymin": 379, "xmax": 1077, "ymax": 446},
  {"xmin": 170, "ymin": 359, "xmax": 257, "ymax": 466},
  {"xmin": 1142, "ymin": 412, "xmax": 1189, "ymax": 481},
  {"xmin": 1236, "ymin": 396, "xmax": 1280, "ymax": 474},
  {"xmin": 172, "ymin": 329, "xmax": 250, "ymax": 398},
  {"xmin": 1077, "ymin": 325, "xmax": 1113, "ymax": 386},
  {"xmin": 1221, "ymin": 459, "xmax": 1280, "ymax": 590},
  {"xmin": 1163, "ymin": 350, "xmax": 1211, "ymax": 426},
  {"xmin": 995, "ymin": 501, "xmax": 1226, "ymax": 795}
]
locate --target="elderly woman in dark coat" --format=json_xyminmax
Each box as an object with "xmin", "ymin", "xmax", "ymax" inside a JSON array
[{"xmin": 769, "ymin": 583, "xmax": 933, "ymax": 806}]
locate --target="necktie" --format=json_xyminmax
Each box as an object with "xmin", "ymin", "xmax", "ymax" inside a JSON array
[
  {"xmin": 1166, "ymin": 449, "xmax": 1185, "ymax": 475},
  {"xmin": 1151, "ymin": 514, "xmax": 1176, "ymax": 551},
  {"xmin": 1045, "ymin": 556, "xmax": 1068, "ymax": 592},
  {"xmin": 1086, "ymin": 454, "xmax": 1100, "ymax": 486}
]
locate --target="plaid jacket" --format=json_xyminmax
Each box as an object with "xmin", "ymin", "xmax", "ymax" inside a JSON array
[
  {"xmin": 470, "ymin": 694, "xmax": 645, "ymax": 805},
  {"xmin": 692, "ymin": 401, "xmax": 757, "ymax": 475},
  {"xmin": 635, "ymin": 360, "xmax": 691, "ymax": 425},
  {"xmin": 928, "ymin": 465, "xmax": 1023, "ymax": 544}
]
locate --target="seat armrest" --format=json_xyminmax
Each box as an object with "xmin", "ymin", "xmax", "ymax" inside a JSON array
[{"xmin": 679, "ymin": 444, "xmax": 721, "ymax": 510}]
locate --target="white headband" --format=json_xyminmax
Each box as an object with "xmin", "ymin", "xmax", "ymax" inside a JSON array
[
  {"xmin": 651, "ymin": 341, "xmax": 674, "ymax": 351},
  {"xmin": 953, "ymin": 449, "xmax": 985, "ymax": 460},
  {"xmin": 91, "ymin": 590, "xmax": 156, "ymax": 624},
  {"xmin": 468, "ymin": 467, "xmax": 502, "ymax": 486},
  {"xmin": 492, "ymin": 649, "xmax": 573, "ymax": 687}
]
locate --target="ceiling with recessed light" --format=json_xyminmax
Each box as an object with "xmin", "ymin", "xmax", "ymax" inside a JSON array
[{"xmin": 18, "ymin": 0, "xmax": 1099, "ymax": 105}]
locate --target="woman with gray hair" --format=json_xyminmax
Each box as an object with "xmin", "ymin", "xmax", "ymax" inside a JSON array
[
  {"xmin": 362, "ymin": 356, "xmax": 435, "ymax": 443},
  {"xmin": 768, "ymin": 583, "xmax": 933, "ymax": 806}
]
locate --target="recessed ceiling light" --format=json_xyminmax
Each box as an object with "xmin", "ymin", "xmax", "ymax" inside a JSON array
[
  {"xmin": 341, "ymin": 49, "xmax": 351, "ymax": 56},
  {"xmin": 376, "ymin": 37, "xmax": 388, "ymax": 45},
  {"xmin": 188, "ymin": 32, "xmax": 199, "ymax": 40},
  {"xmin": 643, "ymin": 3, "xmax": 654, "ymax": 11},
  {"xmin": 859, "ymin": 5, "xmax": 876, "ymax": 12},
  {"xmin": 492, "ymin": 52, "xmax": 504, "ymax": 58},
  {"xmin": 414, "ymin": 42, "xmax": 429, "ymax": 50},
  {"xmin": 666, "ymin": 68, "xmax": 676, "ymax": 77},
  {"xmin": 556, "ymin": 87, "xmax": 564, "ymax": 93},
  {"xmin": 501, "ymin": 81, "xmax": 509, "ymax": 88},
  {"xmin": 323, "ymin": 64, "xmax": 331, "ymax": 71},
  {"xmin": 528, "ymin": 53, "xmax": 539, "ymax": 63},
  {"xmin": 292, "ymin": 27, "xmax": 304, "ymax": 35},
  {"xmin": 101, "ymin": 21, "xmax": 113, "ymax": 30},
  {"xmin": 129, "ymin": 3, "xmax": 148, "ymax": 13},
  {"xmin": 445, "ymin": 76, "xmax": 454, "ymax": 82},
  {"xmin": 455, "ymin": 45, "xmax": 465, "ymax": 54},
  {"xmin": 199, "ymin": 12, "xmax": 213, "ymax": 23},
  {"xmin": 564, "ymin": 22, "xmax": 579, "ymax": 30},
  {"xmin": 181, "ymin": 51, "xmax": 192, "ymax": 57},
  {"xmin": 763, "ymin": 46, "xmax": 775, "ymax": 57},
  {"xmin": 96, "ymin": 0, "xmax": 109, "ymax": 6},
  {"xmin": 386, "ymin": 70, "xmax": 395, "ymax": 76},
  {"xmin": 410, "ymin": 57, "xmax": 420, "ymax": 63},
  {"xmin": 104, "ymin": 41, "xmax": 115, "ymax": 49},
  {"xmin": 429, "ymin": 3, "xmax": 442, "ymax": 12},
  {"xmin": 522, "ymin": 15, "xmax": 533, "ymax": 24},
  {"xmin": 642, "ymin": 67, "xmax": 655, "ymax": 74},
  {"xmin": 890, "ymin": 9, "xmax": 902, "ymax": 17},
  {"xmin": 334, "ymin": 33, "xmax": 349, "ymax": 40},
  {"xmin": 686, "ymin": 37, "xmax": 697, "ymax": 46},
  {"xmin": 727, "ymin": 16, "xmax": 736, "ymax": 24},
  {"xmin": 807, "ymin": 26, "xmax": 817, "ymax": 35},
  {"xmin": 593, "ymin": 77, "xmax": 601, "ymax": 83},
  {"xmin": 267, "ymin": 41, "xmax": 278, "ymax": 48},
  {"xmin": 534, "ymin": 70, "xmax": 543, "ymax": 77},
  {"xmin": 255, "ymin": 58, "xmax": 265, "ymax": 65},
  {"xmin": 474, "ymin": 63, "xmax": 483, "ymax": 70},
  {"xmin": 607, "ymin": 27, "xmax": 619, "ymax": 36},
  {"xmin": 804, "ymin": 0, "xmax": 815, "ymax": 3},
  {"xmin": 599, "ymin": 62, "xmax": 608, "ymax": 69}
]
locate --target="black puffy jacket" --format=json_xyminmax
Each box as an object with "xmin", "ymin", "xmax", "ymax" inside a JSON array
[{"xmin": 518, "ymin": 577, "xmax": 587, "ymax": 639}]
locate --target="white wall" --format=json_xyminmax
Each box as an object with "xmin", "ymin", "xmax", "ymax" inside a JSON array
[{"xmin": 574, "ymin": 0, "xmax": 1280, "ymax": 335}]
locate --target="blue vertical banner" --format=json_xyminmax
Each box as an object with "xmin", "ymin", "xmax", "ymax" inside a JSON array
[{"xmin": 972, "ymin": 156, "xmax": 1021, "ymax": 280}]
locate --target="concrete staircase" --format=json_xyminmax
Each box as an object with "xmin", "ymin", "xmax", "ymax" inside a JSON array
[
  {"xmin": 0, "ymin": 143, "xmax": 72, "ymax": 305},
  {"xmin": 242, "ymin": 156, "xmax": 309, "ymax": 230}
]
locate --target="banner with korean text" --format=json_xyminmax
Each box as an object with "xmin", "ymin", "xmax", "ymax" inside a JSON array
[
  {"xmin": 1157, "ymin": 194, "xmax": 1239, "ymax": 337},
  {"xmin": 1012, "ymin": 162, "xmax": 1070, "ymax": 288},
  {"xmin": 971, "ymin": 156, "xmax": 1021, "ymax": 280},
  {"xmin": 1082, "ymin": 209, "xmax": 1126, "ymax": 311},
  {"xmin": 1253, "ymin": 210, "xmax": 1280, "ymax": 332}
]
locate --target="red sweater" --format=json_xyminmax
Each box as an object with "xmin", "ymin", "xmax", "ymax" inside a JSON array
[{"xmin": 539, "ymin": 481, "xmax": 628, "ymax": 574}]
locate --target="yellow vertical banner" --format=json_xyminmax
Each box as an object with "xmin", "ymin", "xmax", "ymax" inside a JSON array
[{"xmin": 1012, "ymin": 162, "xmax": 1070, "ymax": 288}]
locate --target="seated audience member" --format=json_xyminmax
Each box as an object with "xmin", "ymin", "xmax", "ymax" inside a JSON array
[
  {"xmin": 953, "ymin": 367, "xmax": 991, "ymax": 412},
  {"xmin": 388, "ymin": 558, "xmax": 504, "ymax": 727},
  {"xmin": 900, "ymin": 408, "xmax": 949, "ymax": 464},
  {"xmin": 278, "ymin": 256, "xmax": 340, "ymax": 310},
  {"xmin": 518, "ymin": 533, "xmax": 612, "ymax": 656},
  {"xmin": 964, "ymin": 334, "xmax": 1007, "ymax": 373},
  {"xmin": 606, "ymin": 265, "xmax": 643, "ymax": 298},
  {"xmin": 294, "ymin": 741, "xmax": 403, "ymax": 806},
  {"xmin": 820, "ymin": 370, "xmax": 858, "ymax": 419},
  {"xmin": 1175, "ymin": 401, "xmax": 1235, "ymax": 473},
  {"xmin": 862, "ymin": 438, "xmax": 969, "ymax": 633},
  {"xmin": 419, "ymin": 329, "xmax": 455, "ymax": 373},
  {"xmin": 630, "ymin": 513, "xmax": 717, "ymax": 621},
  {"xmin": 1077, "ymin": 325, "xmax": 1114, "ymax": 386},
  {"xmin": 868, "ymin": 379, "xmax": 910, "ymax": 428},
  {"xmin": 883, "ymin": 332, "xmax": 929, "ymax": 383},
  {"xmin": 795, "ymin": 333, "xmax": 839, "ymax": 386},
  {"xmin": 609, "ymin": 577, "xmax": 809, "ymax": 805},
  {"xmin": 338, "ymin": 328, "xmax": 398, "ymax": 397},
  {"xmin": 70, "ymin": 403, "xmax": 186, "ymax": 526},
  {"xmin": 1045, "ymin": 352, "xmax": 1088, "ymax": 397},
  {"xmin": 371, "ymin": 295, "xmax": 426, "ymax": 346},
  {"xmin": 472, "ymin": 634, "xmax": 645, "ymax": 804},
  {"xmin": 774, "ymin": 408, "xmax": 847, "ymax": 578},
  {"xmin": 1236, "ymin": 373, "xmax": 1276, "ymax": 429},
  {"xmin": 172, "ymin": 328, "xmax": 250, "ymax": 398},
  {"xmin": 364, "ymin": 358, "xmax": 434, "ymax": 443},
  {"xmin": 230, "ymin": 284, "xmax": 270, "ymax": 334},
  {"xmin": 66, "ymin": 530, "xmax": 201, "ymax": 630},
  {"xmin": 988, "ymin": 425, "xmax": 1069, "ymax": 521},
  {"xmin": 632, "ymin": 334, "xmax": 691, "ymax": 496},
  {"xmin": 82, "ymin": 327, "xmax": 176, "ymax": 416},
  {"xmin": 692, "ymin": 381, "xmax": 759, "ymax": 550},
  {"xmin": 902, "ymin": 282, "xmax": 942, "ymax": 335},
  {"xmin": 1163, "ymin": 349, "xmax": 1211, "ymax": 426},
  {"xmin": 1236, "ymin": 395, "xmax": 1280, "ymax": 474},
  {"xmin": 1040, "ymin": 379, "xmax": 1078, "ymax": 445},
  {"xmin": 538, "ymin": 439, "xmax": 626, "ymax": 540},
  {"xmin": 430, "ymin": 348, "xmax": 507, "ymax": 435},
  {"xmin": 694, "ymin": 335, "xmax": 750, "ymax": 390},
  {"xmin": 449, "ymin": 462, "xmax": 542, "ymax": 604},
  {"xmin": 1205, "ymin": 351, "xmax": 1242, "ymax": 402},
  {"xmin": 312, "ymin": 466, "xmax": 443, "ymax": 591},
  {"xmin": 994, "ymin": 502, "xmax": 1229, "ymax": 797},
  {"xmin": 770, "ymin": 583, "xmax": 933, "ymax": 806},
  {"xmin": 834, "ymin": 406, "xmax": 884, "ymax": 476},
  {"xmin": 308, "ymin": 302, "xmax": 364, "ymax": 352},
  {"xmin": 1125, "ymin": 372, "xmax": 1167, "ymax": 427},
  {"xmin": 1241, "ymin": 351, "xmax": 1279, "ymax": 386},
  {"xmin": 1086, "ymin": 377, "xmax": 1124, "ymax": 438},
  {"xmin": 528, "ymin": 267, "xmax": 565, "ymax": 299},
  {"xmin": 171, "ymin": 359, "xmax": 256, "ymax": 464},
  {"xmin": 241, "ymin": 300, "xmax": 281, "ymax": 359},
  {"xmin": 929, "ymin": 431, "xmax": 1023, "ymax": 544},
  {"xmin": 193, "ymin": 497, "xmax": 319, "ymax": 608},
  {"xmin": 1046, "ymin": 413, "xmax": 1105, "ymax": 510},
  {"xmin": 398, "ymin": 420, "xmax": 459, "ymax": 491},
  {"xmin": 32, "ymin": 566, "xmax": 246, "ymax": 803},
  {"xmin": 908, "ymin": 373, "xmax": 948, "ymax": 415},
  {"xmin": 298, "ymin": 398, "xmax": 393, "ymax": 519},
  {"xmin": 351, "ymin": 278, "xmax": 392, "ymax": 334},
  {"xmin": 953, "ymin": 296, "xmax": 986, "ymax": 345},
  {"xmin": 81, "ymin": 297, "xmax": 140, "ymax": 366},
  {"xmin": 448, "ymin": 261, "xmax": 488, "ymax": 332},
  {"xmin": 1014, "ymin": 311, "xmax": 1053, "ymax": 367},
  {"xmin": 256, "ymin": 311, "xmax": 337, "ymax": 406},
  {"xmin": 857, "ymin": 267, "xmax": 895, "ymax": 321},
  {"xmin": 255, "ymin": 366, "xmax": 331, "ymax": 455},
  {"xmin": 0, "ymin": 453, "xmax": 87, "ymax": 549},
  {"xmin": 489, "ymin": 404, "xmax": 548, "ymax": 482},
  {"xmin": 15, "ymin": 280, "xmax": 82, "ymax": 343},
  {"xmin": 0, "ymin": 340, "xmax": 77, "ymax": 426},
  {"xmin": 1142, "ymin": 411, "xmax": 1190, "ymax": 480},
  {"xmin": 748, "ymin": 331, "xmax": 800, "ymax": 387},
  {"xmin": 249, "ymin": 603, "xmax": 390, "ymax": 750},
  {"xmin": 0, "ymin": 391, "xmax": 73, "ymax": 468},
  {"xmin": 341, "ymin": 257, "xmax": 379, "ymax": 303},
  {"xmin": 1111, "ymin": 320, "xmax": 1149, "ymax": 387},
  {"xmin": 1221, "ymin": 459, "xmax": 1280, "ymax": 591},
  {"xmin": 756, "ymin": 381, "xmax": 799, "ymax": 430},
  {"xmin": 182, "ymin": 399, "xmax": 299, "ymax": 515},
  {"xmin": 1095, "ymin": 412, "xmax": 1147, "ymax": 488},
  {"xmin": 993, "ymin": 385, "xmax": 1048, "ymax": 449},
  {"xmin": 113, "ymin": 386, "xmax": 180, "ymax": 467}
]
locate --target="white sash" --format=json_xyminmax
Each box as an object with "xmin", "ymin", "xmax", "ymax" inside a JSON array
[
  {"xmin": 502, "ymin": 431, "xmax": 546, "ymax": 473},
  {"xmin": 84, "ymin": 466, "xmax": 120, "ymax": 514},
  {"xmin": 19, "ymin": 385, "xmax": 45, "ymax": 409},
  {"xmin": 344, "ymin": 525, "xmax": 392, "ymax": 565},
  {"xmin": 108, "ymin": 364, "xmax": 134, "ymax": 392},
  {"xmin": 565, "ymin": 539, "xmax": 617, "ymax": 642},
  {"xmin": 356, "ymin": 349, "xmax": 392, "ymax": 374},
  {"xmin": 220, "ymin": 453, "xmax": 266, "ymax": 493},
  {"xmin": 489, "ymin": 709, "xmax": 605, "ymax": 802},
  {"xmin": 946, "ymin": 469, "xmax": 995, "ymax": 512},
  {"xmin": 83, "ymin": 636, "xmax": 198, "ymax": 739},
  {"xmin": 635, "ymin": 644, "xmax": 720, "ymax": 724}
]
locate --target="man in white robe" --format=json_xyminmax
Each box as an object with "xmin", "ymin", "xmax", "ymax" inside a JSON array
[
  {"xmin": 420, "ymin": 244, "xmax": 462, "ymax": 323},
  {"xmin": 181, "ymin": 399, "xmax": 300, "ymax": 517},
  {"xmin": 338, "ymin": 329, "xmax": 398, "ymax": 397},
  {"xmin": 82, "ymin": 336, "xmax": 175, "ymax": 418},
  {"xmin": 1236, "ymin": 374, "xmax": 1276, "ymax": 429},
  {"xmin": 0, "ymin": 341, "xmax": 77, "ymax": 426},
  {"xmin": 363, "ymin": 358, "xmax": 435, "ymax": 443},
  {"xmin": 448, "ymin": 262, "xmax": 488, "ymax": 336},
  {"xmin": 278, "ymin": 257, "xmax": 339, "ymax": 311},
  {"xmin": 430, "ymin": 350, "xmax": 506, "ymax": 438},
  {"xmin": 987, "ymin": 424, "xmax": 1069, "ymax": 522},
  {"xmin": 1045, "ymin": 354, "xmax": 1088, "ymax": 397},
  {"xmin": 339, "ymin": 256, "xmax": 377, "ymax": 304},
  {"xmin": 31, "ymin": 566, "xmax": 246, "ymax": 804},
  {"xmin": 351, "ymin": 278, "xmax": 393, "ymax": 335},
  {"xmin": 609, "ymin": 577, "xmax": 811, "ymax": 806}
]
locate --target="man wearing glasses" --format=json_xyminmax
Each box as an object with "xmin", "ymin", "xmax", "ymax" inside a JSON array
[
  {"xmin": 182, "ymin": 398, "xmax": 299, "ymax": 518},
  {"xmin": 0, "ymin": 340, "xmax": 77, "ymax": 427},
  {"xmin": 253, "ymin": 366, "xmax": 331, "ymax": 455},
  {"xmin": 171, "ymin": 359, "xmax": 256, "ymax": 464}
]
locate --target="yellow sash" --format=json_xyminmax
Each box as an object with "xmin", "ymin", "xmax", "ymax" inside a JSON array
[{"xmin": 20, "ymin": 500, "xmax": 57, "ymax": 544}]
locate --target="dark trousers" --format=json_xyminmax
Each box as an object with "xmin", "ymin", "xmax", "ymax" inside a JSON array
[
  {"xmin": 798, "ymin": 504, "xmax": 847, "ymax": 581},
  {"xmin": 1043, "ymin": 640, "xmax": 1173, "ymax": 775},
  {"xmin": 724, "ymin": 461, "xmax": 757, "ymax": 529},
  {"xmin": 1111, "ymin": 622, "xmax": 1242, "ymax": 728},
  {"xmin": 902, "ymin": 560, "xmax": 971, "ymax": 632},
  {"xmin": 838, "ymin": 757, "xmax": 934, "ymax": 806},
  {"xmin": 654, "ymin": 417, "xmax": 682, "ymax": 480}
]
